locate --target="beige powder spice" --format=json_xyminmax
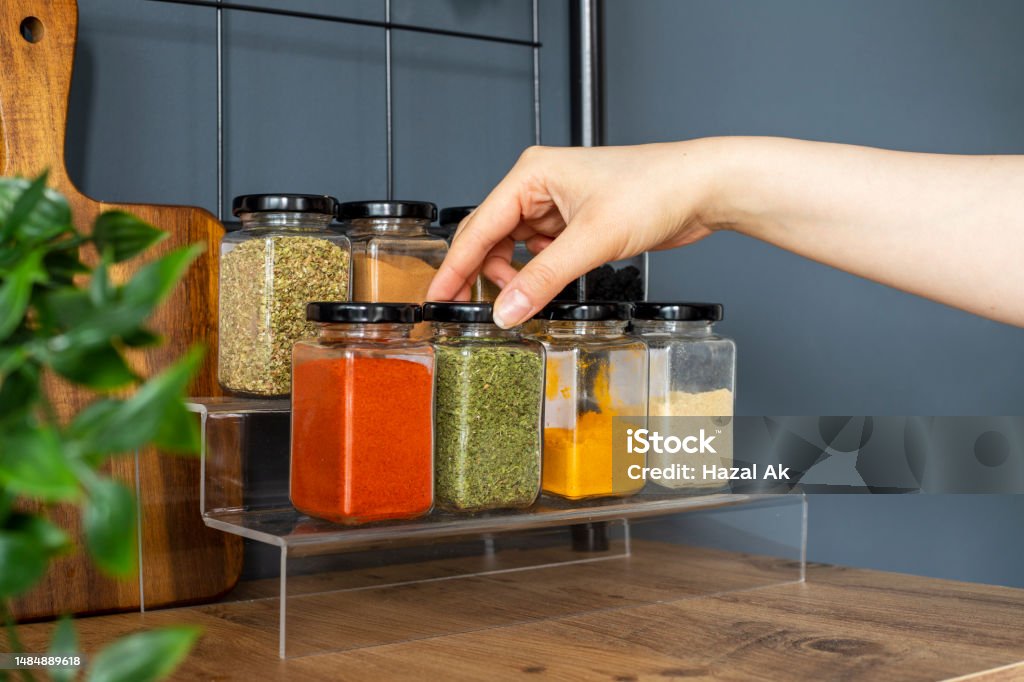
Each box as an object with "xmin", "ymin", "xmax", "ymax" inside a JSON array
[
  {"xmin": 218, "ymin": 236, "xmax": 349, "ymax": 396},
  {"xmin": 650, "ymin": 388, "xmax": 734, "ymax": 417},
  {"xmin": 649, "ymin": 388, "xmax": 734, "ymax": 490}
]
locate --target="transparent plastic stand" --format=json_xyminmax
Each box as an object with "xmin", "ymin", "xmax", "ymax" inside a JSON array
[{"xmin": 188, "ymin": 399, "xmax": 807, "ymax": 659}]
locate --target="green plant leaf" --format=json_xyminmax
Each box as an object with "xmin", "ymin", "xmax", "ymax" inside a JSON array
[
  {"xmin": 0, "ymin": 365, "xmax": 40, "ymax": 427},
  {"xmin": 48, "ymin": 342, "xmax": 139, "ymax": 391},
  {"xmin": 43, "ymin": 242, "xmax": 88, "ymax": 285},
  {"xmin": 151, "ymin": 401, "xmax": 200, "ymax": 454},
  {"xmin": 0, "ymin": 173, "xmax": 47, "ymax": 238},
  {"xmin": 0, "ymin": 175, "xmax": 72, "ymax": 242},
  {"xmin": 83, "ymin": 478, "xmax": 137, "ymax": 577},
  {"xmin": 0, "ymin": 347, "xmax": 27, "ymax": 376},
  {"xmin": 92, "ymin": 211, "xmax": 166, "ymax": 264},
  {"xmin": 8, "ymin": 513, "xmax": 72, "ymax": 555},
  {"xmin": 46, "ymin": 244, "xmax": 202, "ymax": 352},
  {"xmin": 0, "ymin": 183, "xmax": 199, "ymax": 676},
  {"xmin": 0, "ymin": 248, "xmax": 46, "ymax": 340},
  {"xmin": 120, "ymin": 243, "xmax": 203, "ymax": 309},
  {"xmin": 87, "ymin": 626, "xmax": 200, "ymax": 682},
  {"xmin": 0, "ymin": 531, "xmax": 48, "ymax": 597},
  {"xmin": 0, "ymin": 488, "xmax": 13, "ymax": 525},
  {"xmin": 119, "ymin": 328, "xmax": 162, "ymax": 348},
  {"xmin": 48, "ymin": 616, "xmax": 79, "ymax": 682},
  {"xmin": 38, "ymin": 288, "xmax": 95, "ymax": 330},
  {"xmin": 0, "ymin": 427, "xmax": 80, "ymax": 502},
  {"xmin": 70, "ymin": 346, "xmax": 203, "ymax": 459},
  {"xmin": 89, "ymin": 254, "xmax": 114, "ymax": 305},
  {"xmin": 66, "ymin": 399, "xmax": 121, "ymax": 464}
]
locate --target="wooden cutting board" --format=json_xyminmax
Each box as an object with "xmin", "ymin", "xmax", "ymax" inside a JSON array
[{"xmin": 1, "ymin": 0, "xmax": 242, "ymax": 618}]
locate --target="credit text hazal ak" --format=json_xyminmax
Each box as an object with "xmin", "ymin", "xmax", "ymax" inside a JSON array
[{"xmin": 626, "ymin": 464, "xmax": 791, "ymax": 481}]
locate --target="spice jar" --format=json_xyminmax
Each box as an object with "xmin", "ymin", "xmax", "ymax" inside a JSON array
[
  {"xmin": 290, "ymin": 303, "xmax": 434, "ymax": 525},
  {"xmin": 340, "ymin": 200, "xmax": 447, "ymax": 303},
  {"xmin": 432, "ymin": 205, "xmax": 471, "ymax": 244},
  {"xmin": 424, "ymin": 302, "xmax": 544, "ymax": 512},
  {"xmin": 530, "ymin": 302, "xmax": 648, "ymax": 500},
  {"xmin": 218, "ymin": 194, "xmax": 350, "ymax": 397},
  {"xmin": 632, "ymin": 302, "xmax": 735, "ymax": 491}
]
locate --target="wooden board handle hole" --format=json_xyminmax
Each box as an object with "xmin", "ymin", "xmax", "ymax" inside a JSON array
[{"xmin": 20, "ymin": 16, "xmax": 44, "ymax": 43}]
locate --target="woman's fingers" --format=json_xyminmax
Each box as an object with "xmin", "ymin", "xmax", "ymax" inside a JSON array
[
  {"xmin": 427, "ymin": 152, "xmax": 548, "ymax": 301},
  {"xmin": 480, "ymin": 237, "xmax": 519, "ymax": 290},
  {"xmin": 492, "ymin": 214, "xmax": 620, "ymax": 328},
  {"xmin": 524, "ymin": 234, "xmax": 554, "ymax": 254}
]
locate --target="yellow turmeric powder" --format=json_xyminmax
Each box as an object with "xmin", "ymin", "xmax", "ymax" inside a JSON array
[{"xmin": 542, "ymin": 359, "xmax": 645, "ymax": 500}]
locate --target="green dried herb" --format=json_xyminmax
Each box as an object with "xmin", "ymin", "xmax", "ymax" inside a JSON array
[
  {"xmin": 218, "ymin": 235, "xmax": 349, "ymax": 396},
  {"xmin": 434, "ymin": 341, "xmax": 544, "ymax": 512}
]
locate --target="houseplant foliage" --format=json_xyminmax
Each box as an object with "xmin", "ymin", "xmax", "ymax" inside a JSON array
[{"xmin": 0, "ymin": 174, "xmax": 202, "ymax": 681}]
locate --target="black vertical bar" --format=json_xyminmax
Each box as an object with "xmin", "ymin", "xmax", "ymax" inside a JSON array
[
  {"xmin": 532, "ymin": 0, "xmax": 541, "ymax": 146},
  {"xmin": 571, "ymin": 522, "xmax": 610, "ymax": 552},
  {"xmin": 569, "ymin": 0, "xmax": 604, "ymax": 300},
  {"xmin": 385, "ymin": 0, "xmax": 394, "ymax": 199},
  {"xmin": 216, "ymin": 2, "xmax": 224, "ymax": 220}
]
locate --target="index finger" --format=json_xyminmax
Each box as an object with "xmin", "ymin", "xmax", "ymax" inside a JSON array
[{"xmin": 427, "ymin": 164, "xmax": 533, "ymax": 301}]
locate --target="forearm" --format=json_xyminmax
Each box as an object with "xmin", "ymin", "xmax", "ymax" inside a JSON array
[{"xmin": 702, "ymin": 137, "xmax": 1024, "ymax": 326}]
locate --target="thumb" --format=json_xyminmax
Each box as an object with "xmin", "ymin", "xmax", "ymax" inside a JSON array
[{"xmin": 492, "ymin": 218, "xmax": 619, "ymax": 328}]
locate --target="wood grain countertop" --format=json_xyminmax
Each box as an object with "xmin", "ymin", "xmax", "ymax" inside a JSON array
[{"xmin": 16, "ymin": 541, "xmax": 1024, "ymax": 681}]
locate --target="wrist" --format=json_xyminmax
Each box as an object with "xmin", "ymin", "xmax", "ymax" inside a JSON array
[{"xmin": 683, "ymin": 136, "xmax": 772, "ymax": 236}]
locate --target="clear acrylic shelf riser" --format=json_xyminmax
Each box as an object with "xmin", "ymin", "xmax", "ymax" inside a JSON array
[{"xmin": 188, "ymin": 398, "xmax": 807, "ymax": 659}]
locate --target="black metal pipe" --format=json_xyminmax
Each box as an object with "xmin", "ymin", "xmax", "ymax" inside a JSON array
[
  {"xmin": 570, "ymin": 522, "xmax": 610, "ymax": 552},
  {"xmin": 568, "ymin": 0, "xmax": 605, "ymax": 300},
  {"xmin": 145, "ymin": 0, "xmax": 542, "ymax": 48}
]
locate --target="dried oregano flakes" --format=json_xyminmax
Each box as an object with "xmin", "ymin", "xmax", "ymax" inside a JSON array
[
  {"xmin": 433, "ymin": 342, "xmax": 544, "ymax": 511},
  {"xmin": 218, "ymin": 236, "xmax": 349, "ymax": 396}
]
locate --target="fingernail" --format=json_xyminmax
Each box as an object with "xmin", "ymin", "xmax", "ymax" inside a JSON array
[{"xmin": 494, "ymin": 288, "xmax": 533, "ymax": 329}]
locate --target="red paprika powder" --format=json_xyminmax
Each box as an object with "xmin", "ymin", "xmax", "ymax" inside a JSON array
[{"xmin": 290, "ymin": 303, "xmax": 434, "ymax": 525}]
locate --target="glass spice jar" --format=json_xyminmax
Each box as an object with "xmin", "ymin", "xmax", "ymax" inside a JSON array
[
  {"xmin": 424, "ymin": 302, "xmax": 544, "ymax": 512},
  {"xmin": 431, "ymin": 205, "xmax": 470, "ymax": 244},
  {"xmin": 218, "ymin": 194, "xmax": 350, "ymax": 397},
  {"xmin": 290, "ymin": 303, "xmax": 434, "ymax": 525},
  {"xmin": 633, "ymin": 302, "xmax": 735, "ymax": 491},
  {"xmin": 530, "ymin": 302, "xmax": 648, "ymax": 500},
  {"xmin": 339, "ymin": 200, "xmax": 447, "ymax": 303}
]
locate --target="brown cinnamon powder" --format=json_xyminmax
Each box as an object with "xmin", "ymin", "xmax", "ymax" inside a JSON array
[{"xmin": 352, "ymin": 252, "xmax": 438, "ymax": 303}]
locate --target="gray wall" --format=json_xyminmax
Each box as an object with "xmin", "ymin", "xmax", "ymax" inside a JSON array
[
  {"xmin": 605, "ymin": 0, "xmax": 1024, "ymax": 587},
  {"xmin": 69, "ymin": 0, "xmax": 569, "ymax": 215},
  {"xmin": 64, "ymin": 1, "xmax": 1023, "ymax": 588}
]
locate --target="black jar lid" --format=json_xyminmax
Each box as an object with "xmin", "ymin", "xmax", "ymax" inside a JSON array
[
  {"xmin": 306, "ymin": 302, "xmax": 422, "ymax": 324},
  {"xmin": 534, "ymin": 301, "xmax": 633, "ymax": 321},
  {"xmin": 438, "ymin": 205, "xmax": 476, "ymax": 228},
  {"xmin": 337, "ymin": 200, "xmax": 438, "ymax": 222},
  {"xmin": 422, "ymin": 301, "xmax": 494, "ymax": 323},
  {"xmin": 632, "ymin": 301, "xmax": 723, "ymax": 322},
  {"xmin": 232, "ymin": 194, "xmax": 337, "ymax": 217}
]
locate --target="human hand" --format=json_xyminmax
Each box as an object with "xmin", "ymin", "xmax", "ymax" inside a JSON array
[{"xmin": 426, "ymin": 140, "xmax": 727, "ymax": 328}]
